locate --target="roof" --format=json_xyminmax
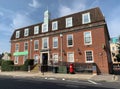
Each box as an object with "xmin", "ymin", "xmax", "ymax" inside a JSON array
[{"xmin": 11, "ymin": 7, "xmax": 105, "ymax": 40}]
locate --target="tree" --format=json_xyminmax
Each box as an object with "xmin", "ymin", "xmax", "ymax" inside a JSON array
[{"xmin": 116, "ymin": 43, "xmax": 120, "ymax": 62}]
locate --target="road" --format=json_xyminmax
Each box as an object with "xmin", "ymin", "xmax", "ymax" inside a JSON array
[{"xmin": 0, "ymin": 76, "xmax": 119, "ymax": 89}]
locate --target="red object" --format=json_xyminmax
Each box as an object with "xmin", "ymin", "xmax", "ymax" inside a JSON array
[{"xmin": 69, "ymin": 64, "xmax": 74, "ymax": 73}]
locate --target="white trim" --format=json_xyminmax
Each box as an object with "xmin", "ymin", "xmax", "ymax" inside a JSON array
[
  {"xmin": 82, "ymin": 12, "xmax": 91, "ymax": 24},
  {"xmin": 84, "ymin": 31, "xmax": 92, "ymax": 45},
  {"xmin": 52, "ymin": 53, "xmax": 59, "ymax": 63},
  {"xmin": 34, "ymin": 54, "xmax": 39, "ymax": 64},
  {"xmin": 66, "ymin": 17, "xmax": 73, "ymax": 28},
  {"xmin": 34, "ymin": 26, "xmax": 39, "ymax": 34},
  {"xmin": 40, "ymin": 51, "xmax": 50, "ymax": 65},
  {"xmin": 53, "ymin": 37, "xmax": 58, "ymax": 48},
  {"xmin": 42, "ymin": 37, "xmax": 49, "ymax": 49},
  {"xmin": 23, "ymin": 55, "xmax": 28, "ymax": 64},
  {"xmin": 14, "ymin": 56, "xmax": 18, "ymax": 64},
  {"xmin": 67, "ymin": 52, "xmax": 74, "ymax": 62},
  {"xmin": 85, "ymin": 50, "xmax": 94, "ymax": 63},
  {"xmin": 24, "ymin": 41, "xmax": 28, "ymax": 51},
  {"xmin": 34, "ymin": 40, "xmax": 39, "ymax": 50},
  {"xmin": 24, "ymin": 28, "xmax": 29, "ymax": 36},
  {"xmin": 42, "ymin": 23, "xmax": 48, "ymax": 33},
  {"xmin": 67, "ymin": 34, "xmax": 74, "ymax": 47},
  {"xmin": 52, "ymin": 21, "xmax": 58, "ymax": 31},
  {"xmin": 16, "ymin": 31, "xmax": 20, "ymax": 38},
  {"xmin": 15, "ymin": 43, "xmax": 19, "ymax": 52}
]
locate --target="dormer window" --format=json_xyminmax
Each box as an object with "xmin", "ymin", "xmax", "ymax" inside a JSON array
[
  {"xmin": 34, "ymin": 26, "xmax": 39, "ymax": 34},
  {"xmin": 82, "ymin": 12, "xmax": 91, "ymax": 24},
  {"xmin": 24, "ymin": 28, "xmax": 29, "ymax": 36},
  {"xmin": 16, "ymin": 31, "xmax": 20, "ymax": 38},
  {"xmin": 52, "ymin": 21, "xmax": 58, "ymax": 31},
  {"xmin": 42, "ymin": 23, "xmax": 48, "ymax": 33},
  {"xmin": 66, "ymin": 17, "xmax": 73, "ymax": 28}
]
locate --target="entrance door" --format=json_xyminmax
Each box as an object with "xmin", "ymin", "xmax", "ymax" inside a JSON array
[
  {"xmin": 42, "ymin": 53, "xmax": 48, "ymax": 72},
  {"xmin": 42, "ymin": 53, "xmax": 48, "ymax": 66}
]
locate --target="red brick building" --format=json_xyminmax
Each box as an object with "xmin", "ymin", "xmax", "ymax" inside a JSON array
[{"xmin": 10, "ymin": 7, "xmax": 112, "ymax": 74}]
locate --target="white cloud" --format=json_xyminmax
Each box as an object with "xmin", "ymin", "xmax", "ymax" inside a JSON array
[
  {"xmin": 28, "ymin": 0, "xmax": 41, "ymax": 9},
  {"xmin": 11, "ymin": 13, "xmax": 34, "ymax": 29},
  {"xmin": 59, "ymin": 1, "xmax": 86, "ymax": 17}
]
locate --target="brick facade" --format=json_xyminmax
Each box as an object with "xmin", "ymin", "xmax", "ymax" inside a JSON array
[{"xmin": 10, "ymin": 7, "xmax": 112, "ymax": 74}]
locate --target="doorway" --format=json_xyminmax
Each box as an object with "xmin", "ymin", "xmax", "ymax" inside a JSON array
[{"xmin": 42, "ymin": 53, "xmax": 48, "ymax": 66}]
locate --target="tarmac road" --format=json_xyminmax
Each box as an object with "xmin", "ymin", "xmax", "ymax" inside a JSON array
[{"xmin": 0, "ymin": 76, "xmax": 119, "ymax": 89}]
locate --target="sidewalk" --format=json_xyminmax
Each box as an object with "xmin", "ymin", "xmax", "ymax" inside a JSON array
[{"xmin": 0, "ymin": 71, "xmax": 118, "ymax": 82}]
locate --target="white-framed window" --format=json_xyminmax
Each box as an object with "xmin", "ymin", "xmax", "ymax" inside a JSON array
[
  {"xmin": 34, "ymin": 54, "xmax": 39, "ymax": 64},
  {"xmin": 23, "ymin": 55, "xmax": 28, "ymax": 64},
  {"xmin": 52, "ymin": 21, "xmax": 58, "ymax": 30},
  {"xmin": 34, "ymin": 26, "xmax": 39, "ymax": 34},
  {"xmin": 53, "ymin": 37, "xmax": 58, "ymax": 48},
  {"xmin": 66, "ymin": 17, "xmax": 73, "ymax": 28},
  {"xmin": 42, "ymin": 37, "xmax": 49, "ymax": 49},
  {"xmin": 24, "ymin": 42, "xmax": 28, "ymax": 51},
  {"xmin": 67, "ymin": 52, "xmax": 74, "ymax": 62},
  {"xmin": 14, "ymin": 56, "xmax": 18, "ymax": 64},
  {"xmin": 85, "ymin": 50, "xmax": 94, "ymax": 63},
  {"xmin": 24, "ymin": 28, "xmax": 29, "ymax": 36},
  {"xmin": 82, "ymin": 12, "xmax": 91, "ymax": 24},
  {"xmin": 67, "ymin": 34, "xmax": 73, "ymax": 47},
  {"xmin": 34, "ymin": 40, "xmax": 39, "ymax": 50},
  {"xmin": 16, "ymin": 31, "xmax": 20, "ymax": 38},
  {"xmin": 42, "ymin": 23, "xmax": 48, "ymax": 33},
  {"xmin": 15, "ymin": 43, "xmax": 19, "ymax": 52},
  {"xmin": 52, "ymin": 53, "xmax": 59, "ymax": 64},
  {"xmin": 84, "ymin": 31, "xmax": 92, "ymax": 45}
]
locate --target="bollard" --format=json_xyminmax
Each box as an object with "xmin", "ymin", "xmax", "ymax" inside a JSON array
[{"xmin": 28, "ymin": 65, "xmax": 30, "ymax": 72}]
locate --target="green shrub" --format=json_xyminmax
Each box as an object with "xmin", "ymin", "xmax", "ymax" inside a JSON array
[
  {"xmin": 0, "ymin": 60, "xmax": 2, "ymax": 66},
  {"xmin": 24, "ymin": 59, "xmax": 34, "ymax": 66},
  {"xmin": 1, "ymin": 60, "xmax": 14, "ymax": 71}
]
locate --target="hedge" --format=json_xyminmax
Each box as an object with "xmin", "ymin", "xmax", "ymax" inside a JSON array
[{"xmin": 1, "ymin": 59, "xmax": 34, "ymax": 71}]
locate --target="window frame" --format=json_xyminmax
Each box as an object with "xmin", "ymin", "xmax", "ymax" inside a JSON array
[
  {"xmin": 24, "ymin": 42, "xmax": 28, "ymax": 51},
  {"xmin": 84, "ymin": 31, "xmax": 92, "ymax": 45},
  {"xmin": 67, "ymin": 52, "xmax": 74, "ymax": 62},
  {"xmin": 66, "ymin": 17, "xmax": 73, "ymax": 28},
  {"xmin": 67, "ymin": 34, "xmax": 73, "ymax": 47},
  {"xmin": 34, "ymin": 40, "xmax": 39, "ymax": 50},
  {"xmin": 14, "ymin": 56, "xmax": 18, "ymax": 64},
  {"xmin": 34, "ymin": 26, "xmax": 39, "ymax": 34},
  {"xmin": 52, "ymin": 21, "xmax": 58, "ymax": 31},
  {"xmin": 52, "ymin": 53, "xmax": 59, "ymax": 64},
  {"xmin": 42, "ymin": 37, "xmax": 49, "ymax": 49},
  {"xmin": 16, "ymin": 31, "xmax": 20, "ymax": 38},
  {"xmin": 85, "ymin": 50, "xmax": 94, "ymax": 63},
  {"xmin": 15, "ymin": 43, "xmax": 19, "ymax": 52},
  {"xmin": 42, "ymin": 23, "xmax": 48, "ymax": 33},
  {"xmin": 82, "ymin": 12, "xmax": 91, "ymax": 24},
  {"xmin": 53, "ymin": 37, "xmax": 58, "ymax": 48},
  {"xmin": 24, "ymin": 28, "xmax": 29, "ymax": 36},
  {"xmin": 23, "ymin": 55, "xmax": 28, "ymax": 64}
]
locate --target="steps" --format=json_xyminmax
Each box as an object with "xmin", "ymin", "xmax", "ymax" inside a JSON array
[{"xmin": 31, "ymin": 64, "xmax": 40, "ymax": 73}]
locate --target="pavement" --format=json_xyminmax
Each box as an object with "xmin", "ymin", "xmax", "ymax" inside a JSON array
[{"xmin": 0, "ymin": 71, "xmax": 119, "ymax": 82}]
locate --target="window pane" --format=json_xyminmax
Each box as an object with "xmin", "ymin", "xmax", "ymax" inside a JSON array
[
  {"xmin": 52, "ymin": 21, "xmax": 58, "ymax": 30},
  {"xmin": 34, "ymin": 26, "xmax": 39, "ymax": 34},
  {"xmin": 24, "ymin": 42, "xmax": 28, "ymax": 51},
  {"xmin": 86, "ymin": 51, "xmax": 93, "ymax": 62},
  {"xmin": 53, "ymin": 37, "xmax": 58, "ymax": 48},
  {"xmin": 34, "ymin": 40, "xmax": 39, "ymax": 50},
  {"xmin": 67, "ymin": 35, "xmax": 73, "ymax": 46},
  {"xmin": 66, "ymin": 17, "xmax": 72, "ymax": 27},
  {"xmin": 68, "ymin": 53, "xmax": 74, "ymax": 62},
  {"xmin": 84, "ymin": 32, "xmax": 92, "ymax": 45},
  {"xmin": 82, "ymin": 13, "xmax": 91, "ymax": 24}
]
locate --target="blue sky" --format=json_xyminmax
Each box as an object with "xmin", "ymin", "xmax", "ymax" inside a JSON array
[{"xmin": 0, "ymin": 0, "xmax": 120, "ymax": 53}]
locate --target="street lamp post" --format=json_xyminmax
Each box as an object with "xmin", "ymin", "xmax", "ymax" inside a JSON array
[
  {"xmin": 60, "ymin": 34, "xmax": 63, "ymax": 65},
  {"xmin": 30, "ymin": 39, "xmax": 33, "ymax": 59}
]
